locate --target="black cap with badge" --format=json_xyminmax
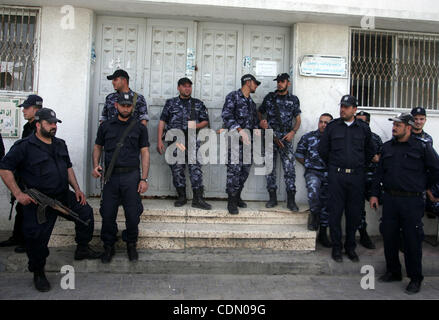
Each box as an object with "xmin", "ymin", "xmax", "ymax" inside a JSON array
[
  {"xmin": 117, "ymin": 92, "xmax": 134, "ymax": 105},
  {"xmin": 273, "ymin": 73, "xmax": 290, "ymax": 82},
  {"xmin": 411, "ymin": 107, "xmax": 426, "ymax": 116},
  {"xmin": 18, "ymin": 94, "xmax": 43, "ymax": 108},
  {"xmin": 340, "ymin": 95, "xmax": 358, "ymax": 107},
  {"xmin": 34, "ymin": 108, "xmax": 62, "ymax": 123},
  {"xmin": 388, "ymin": 112, "xmax": 415, "ymax": 126},
  {"xmin": 241, "ymin": 74, "xmax": 261, "ymax": 86},
  {"xmin": 107, "ymin": 69, "xmax": 130, "ymax": 81}
]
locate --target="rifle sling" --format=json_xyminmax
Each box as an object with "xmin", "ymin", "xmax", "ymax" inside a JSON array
[{"xmin": 104, "ymin": 93, "xmax": 138, "ymax": 183}]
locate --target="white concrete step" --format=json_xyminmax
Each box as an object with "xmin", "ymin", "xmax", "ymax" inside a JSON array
[
  {"xmin": 50, "ymin": 220, "xmax": 316, "ymax": 251},
  {"xmin": 88, "ymin": 198, "xmax": 309, "ymax": 225},
  {"xmin": 49, "ymin": 199, "xmax": 315, "ymax": 251}
]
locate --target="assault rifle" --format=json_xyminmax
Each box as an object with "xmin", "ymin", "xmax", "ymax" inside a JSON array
[{"xmin": 25, "ymin": 188, "xmax": 90, "ymax": 227}]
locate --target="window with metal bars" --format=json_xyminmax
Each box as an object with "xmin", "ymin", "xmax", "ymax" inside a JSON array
[
  {"xmin": 0, "ymin": 6, "xmax": 39, "ymax": 93},
  {"xmin": 350, "ymin": 29, "xmax": 439, "ymax": 111}
]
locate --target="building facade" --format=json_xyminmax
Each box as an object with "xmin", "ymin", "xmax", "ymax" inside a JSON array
[{"xmin": 0, "ymin": 0, "xmax": 439, "ymax": 235}]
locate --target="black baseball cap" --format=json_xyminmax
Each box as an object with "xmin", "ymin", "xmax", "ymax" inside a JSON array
[
  {"xmin": 273, "ymin": 73, "xmax": 290, "ymax": 82},
  {"xmin": 388, "ymin": 113, "xmax": 415, "ymax": 126},
  {"xmin": 241, "ymin": 74, "xmax": 261, "ymax": 86},
  {"xmin": 117, "ymin": 92, "xmax": 133, "ymax": 105},
  {"xmin": 177, "ymin": 77, "xmax": 193, "ymax": 86},
  {"xmin": 411, "ymin": 107, "xmax": 426, "ymax": 116},
  {"xmin": 107, "ymin": 69, "xmax": 129, "ymax": 80},
  {"xmin": 340, "ymin": 95, "xmax": 358, "ymax": 107},
  {"xmin": 18, "ymin": 94, "xmax": 43, "ymax": 108},
  {"xmin": 356, "ymin": 110, "xmax": 370, "ymax": 122},
  {"xmin": 35, "ymin": 108, "xmax": 62, "ymax": 123}
]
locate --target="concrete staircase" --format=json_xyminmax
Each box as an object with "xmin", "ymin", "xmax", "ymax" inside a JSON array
[{"xmin": 49, "ymin": 199, "xmax": 316, "ymax": 251}]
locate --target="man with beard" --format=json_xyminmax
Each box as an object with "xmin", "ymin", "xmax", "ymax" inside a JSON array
[
  {"xmin": 410, "ymin": 107, "xmax": 439, "ymax": 217},
  {"xmin": 318, "ymin": 95, "xmax": 376, "ymax": 263},
  {"xmin": 370, "ymin": 113, "xmax": 439, "ymax": 294},
  {"xmin": 258, "ymin": 73, "xmax": 301, "ymax": 211},
  {"xmin": 100, "ymin": 69, "xmax": 149, "ymax": 126},
  {"xmin": 222, "ymin": 74, "xmax": 261, "ymax": 214},
  {"xmin": 93, "ymin": 92, "xmax": 150, "ymax": 263},
  {"xmin": 157, "ymin": 77, "xmax": 211, "ymax": 210},
  {"xmin": 0, "ymin": 108, "xmax": 99, "ymax": 292},
  {"xmin": 295, "ymin": 113, "xmax": 333, "ymax": 247},
  {"xmin": 0, "ymin": 95, "xmax": 43, "ymax": 253}
]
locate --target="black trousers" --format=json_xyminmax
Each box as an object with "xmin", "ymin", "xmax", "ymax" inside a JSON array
[
  {"xmin": 381, "ymin": 192, "xmax": 424, "ymax": 281},
  {"xmin": 327, "ymin": 168, "xmax": 365, "ymax": 251},
  {"xmin": 100, "ymin": 170, "xmax": 143, "ymax": 246},
  {"xmin": 12, "ymin": 203, "xmax": 25, "ymax": 243},
  {"xmin": 22, "ymin": 190, "xmax": 94, "ymax": 272}
]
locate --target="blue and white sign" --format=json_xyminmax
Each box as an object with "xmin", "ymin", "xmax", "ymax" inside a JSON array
[{"xmin": 299, "ymin": 55, "xmax": 347, "ymax": 78}]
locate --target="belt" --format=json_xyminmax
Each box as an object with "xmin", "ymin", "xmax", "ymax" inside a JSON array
[
  {"xmin": 330, "ymin": 166, "xmax": 359, "ymax": 174},
  {"xmin": 112, "ymin": 167, "xmax": 138, "ymax": 174},
  {"xmin": 384, "ymin": 188, "xmax": 422, "ymax": 197}
]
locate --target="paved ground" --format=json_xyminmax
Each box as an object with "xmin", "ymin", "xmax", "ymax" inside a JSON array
[{"xmin": 1, "ymin": 273, "xmax": 439, "ymax": 300}]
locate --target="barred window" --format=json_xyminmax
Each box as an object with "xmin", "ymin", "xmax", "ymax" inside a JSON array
[
  {"xmin": 0, "ymin": 7, "xmax": 39, "ymax": 92},
  {"xmin": 350, "ymin": 29, "xmax": 439, "ymax": 111}
]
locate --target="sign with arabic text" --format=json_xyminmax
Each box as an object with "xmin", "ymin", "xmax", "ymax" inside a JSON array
[{"xmin": 299, "ymin": 55, "xmax": 347, "ymax": 78}]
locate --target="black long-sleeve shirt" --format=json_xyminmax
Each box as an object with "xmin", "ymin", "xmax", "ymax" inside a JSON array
[
  {"xmin": 318, "ymin": 118, "xmax": 376, "ymax": 169},
  {"xmin": 371, "ymin": 135, "xmax": 439, "ymax": 196}
]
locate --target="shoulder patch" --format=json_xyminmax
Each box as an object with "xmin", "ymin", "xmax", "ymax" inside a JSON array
[{"xmin": 415, "ymin": 136, "xmax": 429, "ymax": 144}]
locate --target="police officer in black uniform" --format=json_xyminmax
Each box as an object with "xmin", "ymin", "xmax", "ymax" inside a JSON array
[
  {"xmin": 0, "ymin": 95, "xmax": 43, "ymax": 253},
  {"xmin": 318, "ymin": 95, "xmax": 376, "ymax": 263},
  {"xmin": 370, "ymin": 113, "xmax": 439, "ymax": 294},
  {"xmin": 93, "ymin": 92, "xmax": 150, "ymax": 264},
  {"xmin": 0, "ymin": 108, "xmax": 99, "ymax": 292}
]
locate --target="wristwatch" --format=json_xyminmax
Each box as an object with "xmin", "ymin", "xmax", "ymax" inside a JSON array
[{"xmin": 140, "ymin": 178, "xmax": 148, "ymax": 183}]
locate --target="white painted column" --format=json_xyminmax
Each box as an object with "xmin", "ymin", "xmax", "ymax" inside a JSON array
[
  {"xmin": 291, "ymin": 23, "xmax": 350, "ymax": 206},
  {"xmin": 38, "ymin": 6, "xmax": 94, "ymax": 191}
]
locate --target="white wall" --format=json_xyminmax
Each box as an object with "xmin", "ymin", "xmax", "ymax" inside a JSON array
[
  {"xmin": 291, "ymin": 23, "xmax": 350, "ymax": 206},
  {"xmin": 38, "ymin": 6, "xmax": 94, "ymax": 188},
  {"xmin": 0, "ymin": 6, "xmax": 94, "ymax": 230}
]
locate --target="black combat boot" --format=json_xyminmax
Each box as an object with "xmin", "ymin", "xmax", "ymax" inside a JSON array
[
  {"xmin": 359, "ymin": 227, "xmax": 376, "ymax": 249},
  {"xmin": 286, "ymin": 191, "xmax": 299, "ymax": 212},
  {"xmin": 127, "ymin": 242, "xmax": 138, "ymax": 262},
  {"xmin": 307, "ymin": 211, "xmax": 319, "ymax": 231},
  {"xmin": 74, "ymin": 244, "xmax": 103, "ymax": 260},
  {"xmin": 14, "ymin": 244, "xmax": 26, "ymax": 253},
  {"xmin": 101, "ymin": 245, "xmax": 115, "ymax": 264},
  {"xmin": 237, "ymin": 188, "xmax": 247, "ymax": 208},
  {"xmin": 0, "ymin": 236, "xmax": 19, "ymax": 247},
  {"xmin": 317, "ymin": 226, "xmax": 332, "ymax": 248},
  {"xmin": 174, "ymin": 187, "xmax": 187, "ymax": 207},
  {"xmin": 265, "ymin": 189, "xmax": 278, "ymax": 208},
  {"xmin": 192, "ymin": 187, "xmax": 212, "ymax": 210},
  {"xmin": 227, "ymin": 193, "xmax": 239, "ymax": 215},
  {"xmin": 33, "ymin": 270, "xmax": 51, "ymax": 292}
]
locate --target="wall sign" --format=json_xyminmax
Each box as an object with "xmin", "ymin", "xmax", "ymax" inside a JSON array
[
  {"xmin": 255, "ymin": 60, "xmax": 278, "ymax": 77},
  {"xmin": 299, "ymin": 55, "xmax": 347, "ymax": 78},
  {"xmin": 0, "ymin": 97, "xmax": 21, "ymax": 138}
]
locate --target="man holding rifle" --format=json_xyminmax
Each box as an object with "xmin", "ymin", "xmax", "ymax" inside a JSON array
[
  {"xmin": 258, "ymin": 73, "xmax": 301, "ymax": 211},
  {"xmin": 0, "ymin": 108, "xmax": 100, "ymax": 292}
]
